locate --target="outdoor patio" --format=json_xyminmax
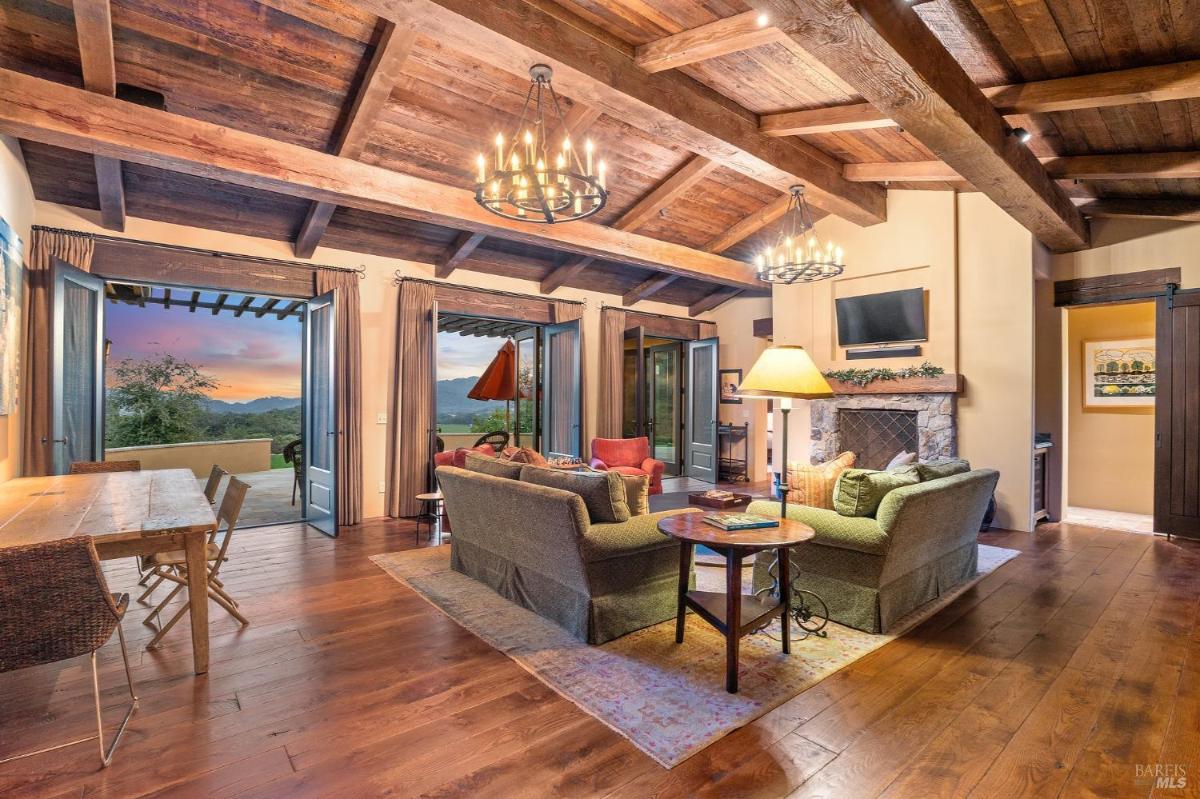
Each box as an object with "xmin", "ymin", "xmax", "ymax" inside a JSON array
[{"xmin": 203, "ymin": 467, "xmax": 304, "ymax": 527}]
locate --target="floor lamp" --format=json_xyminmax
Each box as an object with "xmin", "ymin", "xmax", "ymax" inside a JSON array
[{"xmin": 736, "ymin": 345, "xmax": 834, "ymax": 518}]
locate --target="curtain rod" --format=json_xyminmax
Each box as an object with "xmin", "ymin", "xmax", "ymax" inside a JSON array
[
  {"xmin": 601, "ymin": 304, "xmax": 703, "ymax": 325},
  {"xmin": 393, "ymin": 274, "xmax": 585, "ymax": 305},
  {"xmin": 32, "ymin": 226, "xmax": 367, "ymax": 278}
]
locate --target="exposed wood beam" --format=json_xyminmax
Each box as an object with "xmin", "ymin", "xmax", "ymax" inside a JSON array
[
  {"xmin": 294, "ymin": 22, "xmax": 417, "ymax": 258},
  {"xmin": 622, "ymin": 274, "xmax": 678, "ymax": 306},
  {"xmin": 689, "ymin": 287, "xmax": 742, "ymax": 316},
  {"xmin": 612, "ymin": 156, "xmax": 718, "ymax": 231},
  {"xmin": 233, "ymin": 296, "xmax": 255, "ymax": 317},
  {"xmin": 761, "ymin": 59, "xmax": 1200, "ymax": 137},
  {"xmin": 539, "ymin": 256, "xmax": 593, "ymax": 294},
  {"xmin": 277, "ymin": 300, "xmax": 305, "ymax": 319},
  {"xmin": 635, "ymin": 11, "xmax": 777, "ymax": 73},
  {"xmin": 846, "ymin": 151, "xmax": 1200, "ymax": 183},
  {"xmin": 704, "ymin": 192, "xmax": 792, "ymax": 254},
  {"xmin": 186, "ymin": 291, "xmax": 199, "ymax": 311},
  {"xmin": 163, "ymin": 288, "xmax": 172, "ymax": 309},
  {"xmin": 362, "ymin": 0, "xmax": 886, "ymax": 226},
  {"xmin": 561, "ymin": 102, "xmax": 602, "ymax": 136},
  {"xmin": 0, "ymin": 68, "xmax": 762, "ymax": 289},
  {"xmin": 1075, "ymin": 199, "xmax": 1200, "ymax": 223},
  {"xmin": 254, "ymin": 298, "xmax": 281, "ymax": 318},
  {"xmin": 72, "ymin": 0, "xmax": 125, "ymax": 232},
  {"xmin": 758, "ymin": 0, "xmax": 1088, "ymax": 252},
  {"xmin": 211, "ymin": 293, "xmax": 229, "ymax": 315},
  {"xmin": 435, "ymin": 231, "xmax": 486, "ymax": 279}
]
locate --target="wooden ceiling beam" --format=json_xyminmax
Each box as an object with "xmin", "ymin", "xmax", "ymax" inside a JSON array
[
  {"xmin": 756, "ymin": 0, "xmax": 1088, "ymax": 252},
  {"xmin": 435, "ymin": 231, "xmax": 486, "ymax": 279},
  {"xmin": 846, "ymin": 151, "xmax": 1200, "ymax": 183},
  {"xmin": 689, "ymin": 287, "xmax": 743, "ymax": 316},
  {"xmin": 294, "ymin": 22, "xmax": 417, "ymax": 258},
  {"xmin": 704, "ymin": 192, "xmax": 792, "ymax": 253},
  {"xmin": 362, "ymin": 0, "xmax": 886, "ymax": 226},
  {"xmin": 1075, "ymin": 199, "xmax": 1200, "ymax": 223},
  {"xmin": 635, "ymin": 11, "xmax": 778, "ymax": 73},
  {"xmin": 72, "ymin": 0, "xmax": 124, "ymax": 232},
  {"xmin": 761, "ymin": 59, "xmax": 1200, "ymax": 137},
  {"xmin": 622, "ymin": 274, "xmax": 679, "ymax": 306},
  {"xmin": 539, "ymin": 256, "xmax": 593, "ymax": 294},
  {"xmin": 0, "ymin": 68, "xmax": 762, "ymax": 289}
]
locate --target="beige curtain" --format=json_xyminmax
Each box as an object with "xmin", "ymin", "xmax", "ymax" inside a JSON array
[
  {"xmin": 315, "ymin": 268, "xmax": 363, "ymax": 527},
  {"xmin": 552, "ymin": 300, "xmax": 586, "ymax": 456},
  {"xmin": 597, "ymin": 307, "xmax": 625, "ymax": 439},
  {"xmin": 24, "ymin": 229, "xmax": 95, "ymax": 476},
  {"xmin": 388, "ymin": 280, "xmax": 436, "ymax": 517},
  {"xmin": 697, "ymin": 320, "xmax": 717, "ymax": 340}
]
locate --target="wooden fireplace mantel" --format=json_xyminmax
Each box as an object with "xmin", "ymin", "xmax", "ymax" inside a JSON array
[{"xmin": 824, "ymin": 374, "xmax": 964, "ymax": 396}]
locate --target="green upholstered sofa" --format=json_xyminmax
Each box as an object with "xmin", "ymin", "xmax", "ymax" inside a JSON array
[
  {"xmin": 436, "ymin": 465, "xmax": 698, "ymax": 644},
  {"xmin": 749, "ymin": 468, "xmax": 1000, "ymax": 634}
]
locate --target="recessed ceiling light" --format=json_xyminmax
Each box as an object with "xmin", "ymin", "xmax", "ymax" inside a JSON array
[
  {"xmin": 1011, "ymin": 127, "xmax": 1033, "ymax": 144},
  {"xmin": 756, "ymin": 13, "xmax": 770, "ymax": 27}
]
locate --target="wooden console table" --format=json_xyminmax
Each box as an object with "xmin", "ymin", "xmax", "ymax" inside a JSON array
[{"xmin": 658, "ymin": 514, "xmax": 815, "ymax": 693}]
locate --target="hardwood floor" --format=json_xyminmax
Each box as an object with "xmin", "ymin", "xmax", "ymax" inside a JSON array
[{"xmin": 1, "ymin": 517, "xmax": 1198, "ymax": 798}]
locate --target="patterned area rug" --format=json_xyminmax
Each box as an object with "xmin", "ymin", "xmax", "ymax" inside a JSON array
[{"xmin": 370, "ymin": 544, "xmax": 1019, "ymax": 768}]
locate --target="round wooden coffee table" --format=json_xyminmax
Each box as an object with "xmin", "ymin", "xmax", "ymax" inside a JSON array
[{"xmin": 658, "ymin": 513, "xmax": 815, "ymax": 693}]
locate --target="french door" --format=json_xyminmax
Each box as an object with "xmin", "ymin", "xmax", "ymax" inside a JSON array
[
  {"xmin": 1154, "ymin": 289, "xmax": 1200, "ymax": 539},
  {"xmin": 303, "ymin": 290, "xmax": 338, "ymax": 536},
  {"xmin": 685, "ymin": 337, "xmax": 719, "ymax": 482},
  {"xmin": 542, "ymin": 320, "xmax": 581, "ymax": 457},
  {"xmin": 51, "ymin": 261, "xmax": 106, "ymax": 474},
  {"xmin": 646, "ymin": 343, "xmax": 682, "ymax": 475},
  {"xmin": 623, "ymin": 326, "xmax": 646, "ymax": 438}
]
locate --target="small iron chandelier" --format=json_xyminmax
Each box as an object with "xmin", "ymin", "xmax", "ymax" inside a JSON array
[
  {"xmin": 473, "ymin": 64, "xmax": 607, "ymax": 224},
  {"xmin": 754, "ymin": 185, "xmax": 845, "ymax": 284}
]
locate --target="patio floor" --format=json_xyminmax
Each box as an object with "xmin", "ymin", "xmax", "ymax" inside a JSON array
[{"xmin": 201, "ymin": 467, "xmax": 304, "ymax": 527}]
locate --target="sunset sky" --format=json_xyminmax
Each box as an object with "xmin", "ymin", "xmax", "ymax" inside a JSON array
[
  {"xmin": 437, "ymin": 331, "xmax": 511, "ymax": 381},
  {"xmin": 105, "ymin": 292, "xmax": 302, "ymax": 402}
]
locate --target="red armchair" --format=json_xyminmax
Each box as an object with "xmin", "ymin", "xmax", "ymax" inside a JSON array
[{"xmin": 589, "ymin": 437, "xmax": 665, "ymax": 495}]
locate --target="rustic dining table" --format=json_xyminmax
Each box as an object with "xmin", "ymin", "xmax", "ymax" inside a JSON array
[{"xmin": 0, "ymin": 468, "xmax": 218, "ymax": 675}]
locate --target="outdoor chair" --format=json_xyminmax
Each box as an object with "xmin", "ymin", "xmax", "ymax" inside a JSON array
[
  {"xmin": 202, "ymin": 464, "xmax": 228, "ymax": 505},
  {"xmin": 141, "ymin": 477, "xmax": 251, "ymax": 648},
  {"xmin": 69, "ymin": 460, "xmax": 141, "ymax": 474},
  {"xmin": 0, "ymin": 537, "xmax": 138, "ymax": 768},
  {"xmin": 473, "ymin": 430, "xmax": 510, "ymax": 451},
  {"xmin": 283, "ymin": 439, "xmax": 303, "ymax": 505}
]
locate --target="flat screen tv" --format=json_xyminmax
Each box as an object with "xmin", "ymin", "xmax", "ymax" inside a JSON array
[{"xmin": 835, "ymin": 288, "xmax": 927, "ymax": 347}]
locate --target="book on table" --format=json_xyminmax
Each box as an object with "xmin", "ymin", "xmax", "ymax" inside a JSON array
[{"xmin": 701, "ymin": 513, "xmax": 780, "ymax": 531}]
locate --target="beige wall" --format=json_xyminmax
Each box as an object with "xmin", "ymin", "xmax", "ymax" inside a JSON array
[
  {"xmin": 0, "ymin": 136, "xmax": 32, "ymax": 484},
  {"xmin": 704, "ymin": 295, "xmax": 772, "ymax": 482},
  {"xmin": 1064, "ymin": 302, "xmax": 1156, "ymax": 515},
  {"xmin": 768, "ymin": 190, "xmax": 1036, "ymax": 531},
  {"xmin": 106, "ymin": 438, "xmax": 273, "ymax": 478},
  {"xmin": 35, "ymin": 201, "xmax": 694, "ymax": 519},
  {"xmin": 1052, "ymin": 217, "xmax": 1200, "ymax": 288}
]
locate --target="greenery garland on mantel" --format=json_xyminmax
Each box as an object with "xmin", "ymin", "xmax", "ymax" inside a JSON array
[{"xmin": 823, "ymin": 362, "xmax": 945, "ymax": 388}]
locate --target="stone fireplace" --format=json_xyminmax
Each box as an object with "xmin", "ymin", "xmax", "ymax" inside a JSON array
[{"xmin": 810, "ymin": 392, "xmax": 956, "ymax": 469}]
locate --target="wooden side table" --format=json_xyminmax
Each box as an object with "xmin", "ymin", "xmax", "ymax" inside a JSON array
[{"xmin": 657, "ymin": 513, "xmax": 815, "ymax": 693}]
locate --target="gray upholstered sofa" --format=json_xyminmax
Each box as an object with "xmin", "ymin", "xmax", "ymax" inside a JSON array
[
  {"xmin": 750, "ymin": 469, "xmax": 999, "ymax": 634},
  {"xmin": 436, "ymin": 465, "xmax": 698, "ymax": 644}
]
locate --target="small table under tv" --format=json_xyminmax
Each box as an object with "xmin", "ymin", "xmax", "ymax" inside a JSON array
[{"xmin": 657, "ymin": 513, "xmax": 815, "ymax": 693}]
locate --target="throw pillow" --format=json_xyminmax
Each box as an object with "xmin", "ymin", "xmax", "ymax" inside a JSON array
[
  {"xmin": 519, "ymin": 465, "xmax": 631, "ymax": 523},
  {"xmin": 916, "ymin": 458, "xmax": 971, "ymax": 482},
  {"xmin": 619, "ymin": 473, "xmax": 650, "ymax": 516},
  {"xmin": 464, "ymin": 451, "xmax": 523, "ymax": 480},
  {"xmin": 834, "ymin": 468, "xmax": 921, "ymax": 517},
  {"xmin": 786, "ymin": 451, "xmax": 856, "ymax": 509},
  {"xmin": 885, "ymin": 450, "xmax": 917, "ymax": 470},
  {"xmin": 497, "ymin": 446, "xmax": 548, "ymax": 466}
]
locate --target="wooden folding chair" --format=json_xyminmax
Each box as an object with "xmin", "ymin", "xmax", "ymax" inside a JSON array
[{"xmin": 142, "ymin": 478, "xmax": 251, "ymax": 649}]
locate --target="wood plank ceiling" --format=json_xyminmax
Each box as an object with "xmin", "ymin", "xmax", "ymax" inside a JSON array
[{"xmin": 2, "ymin": 0, "xmax": 1198, "ymax": 311}]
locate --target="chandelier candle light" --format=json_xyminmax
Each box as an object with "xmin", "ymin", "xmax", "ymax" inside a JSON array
[
  {"xmin": 474, "ymin": 64, "xmax": 608, "ymax": 224},
  {"xmin": 755, "ymin": 185, "xmax": 845, "ymax": 284}
]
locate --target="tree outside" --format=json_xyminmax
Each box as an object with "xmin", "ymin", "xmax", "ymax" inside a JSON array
[
  {"xmin": 469, "ymin": 407, "xmax": 511, "ymax": 434},
  {"xmin": 105, "ymin": 354, "xmax": 218, "ymax": 448}
]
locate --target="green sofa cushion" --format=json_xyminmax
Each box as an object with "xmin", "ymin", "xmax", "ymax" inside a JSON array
[
  {"xmin": 520, "ymin": 465, "xmax": 631, "ymax": 523},
  {"xmin": 464, "ymin": 451, "xmax": 523, "ymax": 480},
  {"xmin": 915, "ymin": 458, "xmax": 971, "ymax": 481},
  {"xmin": 834, "ymin": 468, "xmax": 921, "ymax": 517},
  {"xmin": 746, "ymin": 499, "xmax": 889, "ymax": 556}
]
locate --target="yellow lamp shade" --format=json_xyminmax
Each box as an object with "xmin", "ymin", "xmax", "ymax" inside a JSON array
[{"xmin": 736, "ymin": 345, "xmax": 833, "ymax": 400}]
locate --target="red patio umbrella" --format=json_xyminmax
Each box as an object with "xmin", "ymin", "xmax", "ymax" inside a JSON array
[{"xmin": 468, "ymin": 339, "xmax": 517, "ymax": 431}]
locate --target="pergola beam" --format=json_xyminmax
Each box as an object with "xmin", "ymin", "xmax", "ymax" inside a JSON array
[
  {"xmin": 361, "ymin": 0, "xmax": 886, "ymax": 226},
  {"xmin": 72, "ymin": 0, "xmax": 125, "ymax": 231},
  {"xmin": 254, "ymin": 298, "xmax": 281, "ymax": 318},
  {"xmin": 755, "ymin": 0, "xmax": 1087, "ymax": 252},
  {"xmin": 294, "ymin": 22, "xmax": 417, "ymax": 258},
  {"xmin": 0, "ymin": 68, "xmax": 763, "ymax": 289},
  {"xmin": 761, "ymin": 59, "xmax": 1200, "ymax": 137}
]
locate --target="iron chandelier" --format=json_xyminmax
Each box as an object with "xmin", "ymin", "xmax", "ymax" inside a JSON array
[{"xmin": 755, "ymin": 185, "xmax": 845, "ymax": 284}]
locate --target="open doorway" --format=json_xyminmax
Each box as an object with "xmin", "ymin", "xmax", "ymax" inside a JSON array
[{"xmin": 1062, "ymin": 301, "xmax": 1156, "ymax": 534}]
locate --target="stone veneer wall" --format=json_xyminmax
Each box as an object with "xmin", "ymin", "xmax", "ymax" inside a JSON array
[{"xmin": 810, "ymin": 393, "xmax": 956, "ymax": 464}]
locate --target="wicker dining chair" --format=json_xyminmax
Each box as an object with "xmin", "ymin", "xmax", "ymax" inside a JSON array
[
  {"xmin": 69, "ymin": 460, "xmax": 142, "ymax": 475},
  {"xmin": 142, "ymin": 477, "xmax": 251, "ymax": 649},
  {"xmin": 0, "ymin": 537, "xmax": 138, "ymax": 768}
]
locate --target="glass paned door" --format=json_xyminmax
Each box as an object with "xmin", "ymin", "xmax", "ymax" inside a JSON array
[
  {"xmin": 51, "ymin": 261, "xmax": 105, "ymax": 474},
  {"xmin": 542, "ymin": 320, "xmax": 581, "ymax": 458},
  {"xmin": 646, "ymin": 343, "xmax": 681, "ymax": 475},
  {"xmin": 513, "ymin": 328, "xmax": 539, "ymax": 450},
  {"xmin": 304, "ymin": 291, "xmax": 338, "ymax": 536},
  {"xmin": 685, "ymin": 337, "xmax": 719, "ymax": 482}
]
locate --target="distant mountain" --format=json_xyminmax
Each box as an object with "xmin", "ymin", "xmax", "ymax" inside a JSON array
[
  {"xmin": 203, "ymin": 396, "xmax": 301, "ymax": 415},
  {"xmin": 437, "ymin": 376, "xmax": 506, "ymax": 417}
]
